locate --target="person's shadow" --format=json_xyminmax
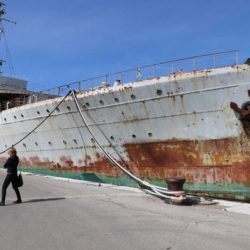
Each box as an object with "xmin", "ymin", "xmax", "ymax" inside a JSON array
[
  {"xmin": 5, "ymin": 197, "xmax": 66, "ymax": 206},
  {"xmin": 24, "ymin": 197, "xmax": 66, "ymax": 203}
]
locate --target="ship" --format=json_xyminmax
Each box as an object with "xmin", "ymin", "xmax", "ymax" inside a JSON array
[{"xmin": 0, "ymin": 2, "xmax": 250, "ymax": 201}]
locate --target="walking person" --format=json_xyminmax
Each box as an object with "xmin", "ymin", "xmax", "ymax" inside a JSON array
[{"xmin": 0, "ymin": 148, "xmax": 22, "ymax": 206}]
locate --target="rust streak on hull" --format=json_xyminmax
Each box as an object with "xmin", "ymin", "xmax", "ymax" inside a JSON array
[{"xmin": 124, "ymin": 137, "xmax": 250, "ymax": 187}]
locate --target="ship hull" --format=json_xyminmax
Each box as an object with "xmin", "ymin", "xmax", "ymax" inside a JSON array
[{"xmin": 1, "ymin": 64, "xmax": 250, "ymax": 201}]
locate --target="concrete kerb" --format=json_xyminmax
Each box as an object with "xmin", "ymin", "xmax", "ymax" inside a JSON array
[
  {"xmin": 1, "ymin": 168, "xmax": 250, "ymax": 214},
  {"xmin": 0, "ymin": 168, "xmax": 142, "ymax": 191}
]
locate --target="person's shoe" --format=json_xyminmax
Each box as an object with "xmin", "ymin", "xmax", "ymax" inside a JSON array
[
  {"xmin": 13, "ymin": 200, "xmax": 22, "ymax": 204},
  {"xmin": 0, "ymin": 202, "xmax": 5, "ymax": 206}
]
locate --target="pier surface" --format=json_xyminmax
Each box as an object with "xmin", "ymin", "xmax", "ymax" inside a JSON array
[{"xmin": 0, "ymin": 171, "xmax": 249, "ymax": 250}]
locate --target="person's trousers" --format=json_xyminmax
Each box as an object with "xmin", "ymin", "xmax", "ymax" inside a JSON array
[{"xmin": 1, "ymin": 174, "xmax": 21, "ymax": 203}]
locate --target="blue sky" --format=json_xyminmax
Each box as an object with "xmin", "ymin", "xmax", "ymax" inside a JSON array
[{"xmin": 2, "ymin": 0, "xmax": 250, "ymax": 91}]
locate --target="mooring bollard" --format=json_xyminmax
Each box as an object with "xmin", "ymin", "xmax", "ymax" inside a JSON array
[{"xmin": 166, "ymin": 177, "xmax": 186, "ymax": 191}]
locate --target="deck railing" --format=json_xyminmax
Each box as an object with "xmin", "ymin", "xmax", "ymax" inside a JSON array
[{"xmin": 39, "ymin": 50, "xmax": 239, "ymax": 97}]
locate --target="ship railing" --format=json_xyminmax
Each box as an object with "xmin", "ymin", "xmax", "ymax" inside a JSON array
[
  {"xmin": 0, "ymin": 95, "xmax": 28, "ymax": 111},
  {"xmin": 39, "ymin": 50, "xmax": 239, "ymax": 98}
]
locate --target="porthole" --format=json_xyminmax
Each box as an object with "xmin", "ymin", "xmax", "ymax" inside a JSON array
[
  {"xmin": 156, "ymin": 89, "xmax": 162, "ymax": 96},
  {"xmin": 110, "ymin": 136, "xmax": 114, "ymax": 140},
  {"xmin": 46, "ymin": 109, "xmax": 50, "ymax": 113},
  {"xmin": 48, "ymin": 141, "xmax": 52, "ymax": 145},
  {"xmin": 14, "ymin": 115, "xmax": 17, "ymax": 119},
  {"xmin": 56, "ymin": 107, "xmax": 60, "ymax": 112},
  {"xmin": 148, "ymin": 132, "xmax": 153, "ymax": 137},
  {"xmin": 114, "ymin": 97, "xmax": 119, "ymax": 103},
  {"xmin": 21, "ymin": 114, "xmax": 24, "ymax": 118},
  {"xmin": 73, "ymin": 139, "xmax": 77, "ymax": 144},
  {"xmin": 99, "ymin": 100, "xmax": 104, "ymax": 105},
  {"xmin": 85, "ymin": 102, "xmax": 90, "ymax": 107},
  {"xmin": 35, "ymin": 142, "xmax": 38, "ymax": 146},
  {"xmin": 4, "ymin": 145, "xmax": 7, "ymax": 148},
  {"xmin": 66, "ymin": 106, "xmax": 71, "ymax": 111},
  {"xmin": 132, "ymin": 134, "xmax": 136, "ymax": 138},
  {"xmin": 130, "ymin": 94, "xmax": 136, "ymax": 100},
  {"xmin": 63, "ymin": 140, "xmax": 67, "ymax": 145},
  {"xmin": 91, "ymin": 138, "xmax": 95, "ymax": 143},
  {"xmin": 4, "ymin": 118, "xmax": 7, "ymax": 121},
  {"xmin": 23, "ymin": 143, "xmax": 26, "ymax": 147},
  {"xmin": 37, "ymin": 111, "xmax": 40, "ymax": 115}
]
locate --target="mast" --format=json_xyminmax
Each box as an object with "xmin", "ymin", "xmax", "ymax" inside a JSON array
[{"xmin": 0, "ymin": 1, "xmax": 16, "ymax": 73}]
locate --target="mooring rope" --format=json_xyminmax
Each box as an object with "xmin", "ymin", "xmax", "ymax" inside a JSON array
[
  {"xmin": 0, "ymin": 91, "xmax": 72, "ymax": 155},
  {"xmin": 71, "ymin": 91, "xmax": 185, "ymax": 201},
  {"xmin": 0, "ymin": 90, "xmax": 185, "ymax": 202}
]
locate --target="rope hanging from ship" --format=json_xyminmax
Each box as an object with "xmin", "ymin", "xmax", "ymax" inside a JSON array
[
  {"xmin": 71, "ymin": 91, "xmax": 187, "ymax": 201},
  {"xmin": 0, "ymin": 91, "xmax": 72, "ymax": 155},
  {"xmin": 0, "ymin": 90, "xmax": 188, "ymax": 203}
]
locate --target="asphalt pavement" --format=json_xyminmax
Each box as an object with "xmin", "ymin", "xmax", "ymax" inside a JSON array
[{"xmin": 0, "ymin": 171, "xmax": 249, "ymax": 250}]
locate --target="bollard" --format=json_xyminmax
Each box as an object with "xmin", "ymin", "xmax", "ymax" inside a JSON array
[{"xmin": 166, "ymin": 177, "xmax": 186, "ymax": 191}]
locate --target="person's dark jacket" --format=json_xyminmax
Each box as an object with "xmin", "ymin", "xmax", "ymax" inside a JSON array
[{"xmin": 4, "ymin": 155, "xmax": 19, "ymax": 175}]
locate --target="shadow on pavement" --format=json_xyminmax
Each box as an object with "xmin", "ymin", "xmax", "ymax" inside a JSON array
[
  {"xmin": 5, "ymin": 197, "xmax": 66, "ymax": 206},
  {"xmin": 23, "ymin": 197, "xmax": 66, "ymax": 203}
]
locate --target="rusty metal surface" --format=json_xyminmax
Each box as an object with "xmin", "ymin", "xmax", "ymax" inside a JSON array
[
  {"xmin": 0, "ymin": 64, "xmax": 250, "ymax": 200},
  {"xmin": 124, "ymin": 137, "xmax": 250, "ymax": 185}
]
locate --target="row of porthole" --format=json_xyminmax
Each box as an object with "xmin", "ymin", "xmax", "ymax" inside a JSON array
[
  {"xmin": 3, "ymin": 131, "xmax": 154, "ymax": 149},
  {"xmin": 107, "ymin": 132, "xmax": 153, "ymax": 141},
  {"xmin": 2, "ymin": 89, "xmax": 163, "ymax": 121},
  {"xmin": 19, "ymin": 132, "xmax": 154, "ymax": 148},
  {"xmin": 83, "ymin": 89, "xmax": 163, "ymax": 108},
  {"xmin": 21, "ymin": 139, "xmax": 79, "ymax": 148},
  {"xmin": 2, "ymin": 107, "xmax": 63, "ymax": 122}
]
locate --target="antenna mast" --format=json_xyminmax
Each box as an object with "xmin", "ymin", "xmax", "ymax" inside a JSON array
[{"xmin": 0, "ymin": 1, "xmax": 16, "ymax": 73}]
